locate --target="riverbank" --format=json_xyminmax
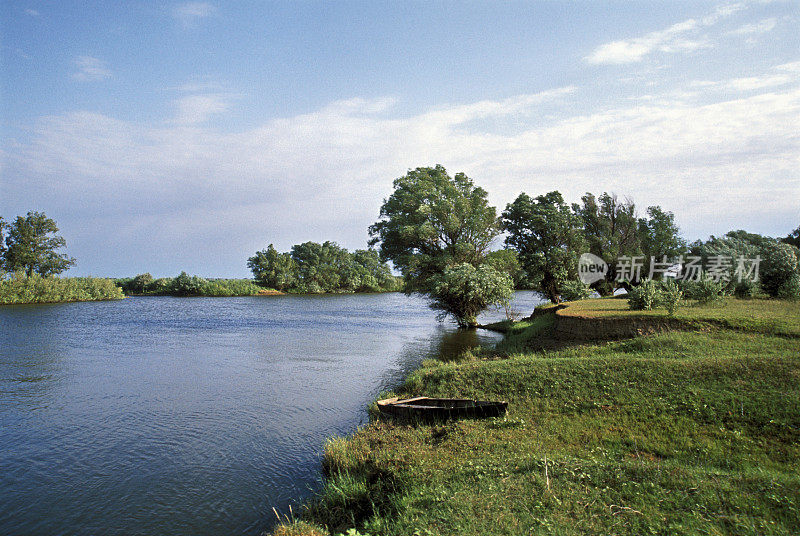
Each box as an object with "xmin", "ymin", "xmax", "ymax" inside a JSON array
[
  {"xmin": 272, "ymin": 297, "xmax": 800, "ymax": 535},
  {"xmin": 0, "ymin": 273, "xmax": 124, "ymax": 304}
]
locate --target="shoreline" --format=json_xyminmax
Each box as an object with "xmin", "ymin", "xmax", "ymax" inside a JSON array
[{"xmin": 270, "ymin": 297, "xmax": 800, "ymax": 535}]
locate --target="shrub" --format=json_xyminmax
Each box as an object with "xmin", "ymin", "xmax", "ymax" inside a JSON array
[
  {"xmin": 0, "ymin": 271, "xmax": 124, "ymax": 304},
  {"xmin": 683, "ymin": 275, "xmax": 726, "ymax": 305},
  {"xmin": 660, "ymin": 279, "xmax": 683, "ymax": 315},
  {"xmin": 429, "ymin": 263, "xmax": 514, "ymax": 328},
  {"xmin": 733, "ymin": 278, "xmax": 760, "ymax": 299},
  {"xmin": 628, "ymin": 279, "xmax": 662, "ymax": 310},
  {"xmin": 560, "ymin": 280, "xmax": 591, "ymax": 302},
  {"xmin": 169, "ymin": 271, "xmax": 207, "ymax": 296},
  {"xmin": 776, "ymin": 273, "xmax": 800, "ymax": 301},
  {"xmin": 761, "ymin": 241, "xmax": 800, "ymax": 298}
]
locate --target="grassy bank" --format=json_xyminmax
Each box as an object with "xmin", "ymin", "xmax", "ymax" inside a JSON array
[
  {"xmin": 273, "ymin": 298, "xmax": 800, "ymax": 536},
  {"xmin": 0, "ymin": 272, "xmax": 124, "ymax": 304}
]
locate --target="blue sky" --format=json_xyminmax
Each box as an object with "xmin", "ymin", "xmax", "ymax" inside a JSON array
[{"xmin": 2, "ymin": 1, "xmax": 798, "ymax": 277}]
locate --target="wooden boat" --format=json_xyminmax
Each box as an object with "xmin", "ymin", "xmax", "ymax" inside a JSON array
[{"xmin": 376, "ymin": 396, "xmax": 508, "ymax": 420}]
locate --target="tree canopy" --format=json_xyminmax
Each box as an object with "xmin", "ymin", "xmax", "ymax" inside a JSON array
[
  {"xmin": 369, "ymin": 165, "xmax": 510, "ymax": 327},
  {"xmin": 574, "ymin": 192, "xmax": 640, "ymax": 294},
  {"xmin": 784, "ymin": 226, "xmax": 800, "ymax": 249},
  {"xmin": 248, "ymin": 242, "xmax": 400, "ymax": 294},
  {"xmin": 501, "ymin": 191, "xmax": 585, "ymax": 303},
  {"xmin": 638, "ymin": 206, "xmax": 687, "ymax": 278},
  {"xmin": 1, "ymin": 212, "xmax": 76, "ymax": 276}
]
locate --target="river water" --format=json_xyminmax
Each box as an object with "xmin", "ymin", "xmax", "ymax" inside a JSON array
[{"xmin": 0, "ymin": 291, "xmax": 543, "ymax": 535}]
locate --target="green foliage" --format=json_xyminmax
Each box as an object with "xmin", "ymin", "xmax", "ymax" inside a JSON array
[
  {"xmin": 628, "ymin": 279, "xmax": 662, "ymax": 310},
  {"xmin": 115, "ymin": 274, "xmax": 265, "ymax": 297},
  {"xmin": 1, "ymin": 211, "xmax": 76, "ymax": 276},
  {"xmin": 0, "ymin": 271, "xmax": 124, "ymax": 304},
  {"xmin": 776, "ymin": 272, "xmax": 800, "ymax": 301},
  {"xmin": 248, "ymin": 244, "xmax": 298, "ymax": 291},
  {"xmin": 574, "ymin": 193, "xmax": 641, "ymax": 294},
  {"xmin": 559, "ymin": 280, "xmax": 591, "ymax": 302},
  {"xmin": 169, "ymin": 271, "xmax": 207, "ymax": 296},
  {"xmin": 196, "ymin": 278, "xmax": 264, "ymax": 297},
  {"xmin": 483, "ymin": 249, "xmax": 527, "ymax": 289},
  {"xmin": 429, "ymin": 263, "xmax": 514, "ymax": 328},
  {"xmin": 692, "ymin": 230, "xmax": 800, "ymax": 298},
  {"xmin": 682, "ymin": 274, "xmax": 726, "ymax": 305},
  {"xmin": 248, "ymin": 242, "xmax": 400, "ymax": 294},
  {"xmin": 638, "ymin": 205, "xmax": 687, "ymax": 278},
  {"xmin": 369, "ymin": 165, "xmax": 505, "ymax": 324},
  {"xmin": 733, "ymin": 277, "xmax": 760, "ymax": 299},
  {"xmin": 761, "ymin": 240, "xmax": 800, "ymax": 299},
  {"xmin": 784, "ymin": 225, "xmax": 800, "ymax": 248},
  {"xmin": 628, "ymin": 279, "xmax": 683, "ymax": 314},
  {"xmin": 502, "ymin": 191, "xmax": 585, "ymax": 303},
  {"xmin": 660, "ymin": 279, "xmax": 683, "ymax": 315}
]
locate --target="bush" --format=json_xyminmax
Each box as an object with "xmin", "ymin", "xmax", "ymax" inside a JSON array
[
  {"xmin": 628, "ymin": 279, "xmax": 662, "ymax": 310},
  {"xmin": 0, "ymin": 271, "xmax": 124, "ymax": 304},
  {"xmin": 683, "ymin": 275, "xmax": 726, "ymax": 305},
  {"xmin": 660, "ymin": 279, "xmax": 683, "ymax": 315},
  {"xmin": 733, "ymin": 278, "xmax": 760, "ymax": 299},
  {"xmin": 628, "ymin": 279, "xmax": 683, "ymax": 315},
  {"xmin": 776, "ymin": 273, "xmax": 800, "ymax": 300},
  {"xmin": 560, "ymin": 280, "xmax": 591, "ymax": 302},
  {"xmin": 169, "ymin": 271, "xmax": 207, "ymax": 296},
  {"xmin": 429, "ymin": 263, "xmax": 514, "ymax": 328},
  {"xmin": 761, "ymin": 241, "xmax": 800, "ymax": 298}
]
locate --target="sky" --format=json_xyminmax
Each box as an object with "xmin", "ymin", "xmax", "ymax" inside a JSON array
[{"xmin": 1, "ymin": 1, "xmax": 799, "ymax": 277}]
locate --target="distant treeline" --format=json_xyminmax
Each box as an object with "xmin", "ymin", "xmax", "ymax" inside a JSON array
[
  {"xmin": 248, "ymin": 241, "xmax": 403, "ymax": 293},
  {"xmin": 115, "ymin": 272, "xmax": 265, "ymax": 297},
  {"xmin": 0, "ymin": 272, "xmax": 124, "ymax": 304}
]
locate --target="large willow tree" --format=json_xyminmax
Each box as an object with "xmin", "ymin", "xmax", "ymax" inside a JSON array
[{"xmin": 369, "ymin": 165, "xmax": 512, "ymax": 327}]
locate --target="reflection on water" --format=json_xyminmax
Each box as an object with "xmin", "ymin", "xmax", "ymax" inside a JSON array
[{"xmin": 0, "ymin": 291, "xmax": 543, "ymax": 535}]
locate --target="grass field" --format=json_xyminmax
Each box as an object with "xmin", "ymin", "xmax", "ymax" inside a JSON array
[{"xmin": 274, "ymin": 298, "xmax": 800, "ymax": 536}]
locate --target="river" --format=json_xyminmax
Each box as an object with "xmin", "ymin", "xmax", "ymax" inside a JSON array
[{"xmin": 0, "ymin": 291, "xmax": 544, "ymax": 535}]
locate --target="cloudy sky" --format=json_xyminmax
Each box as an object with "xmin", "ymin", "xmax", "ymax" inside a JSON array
[{"xmin": 2, "ymin": 1, "xmax": 798, "ymax": 277}]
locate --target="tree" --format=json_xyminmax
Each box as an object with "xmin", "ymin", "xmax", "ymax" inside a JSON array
[
  {"xmin": 694, "ymin": 230, "xmax": 800, "ymax": 298},
  {"xmin": 784, "ymin": 226, "xmax": 800, "ymax": 249},
  {"xmin": 369, "ymin": 165, "xmax": 508, "ymax": 327},
  {"xmin": 501, "ymin": 191, "xmax": 585, "ymax": 303},
  {"xmin": 130, "ymin": 273, "xmax": 154, "ymax": 294},
  {"xmin": 248, "ymin": 244, "xmax": 298, "ymax": 291},
  {"xmin": 2, "ymin": 212, "xmax": 76, "ymax": 276},
  {"xmin": 169, "ymin": 271, "xmax": 206, "ymax": 296},
  {"xmin": 574, "ymin": 192, "xmax": 640, "ymax": 294},
  {"xmin": 638, "ymin": 206, "xmax": 687, "ymax": 278},
  {"xmin": 351, "ymin": 249, "xmax": 399, "ymax": 292},
  {"xmin": 429, "ymin": 263, "xmax": 514, "ymax": 326},
  {"xmin": 484, "ymin": 249, "xmax": 527, "ymax": 289},
  {"xmin": 290, "ymin": 241, "xmax": 351, "ymax": 292}
]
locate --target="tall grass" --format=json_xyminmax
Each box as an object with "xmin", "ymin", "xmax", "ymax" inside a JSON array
[
  {"xmin": 0, "ymin": 272, "xmax": 124, "ymax": 304},
  {"xmin": 114, "ymin": 274, "xmax": 267, "ymax": 297}
]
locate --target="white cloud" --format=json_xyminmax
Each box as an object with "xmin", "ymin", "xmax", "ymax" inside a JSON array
[
  {"xmin": 173, "ymin": 94, "xmax": 231, "ymax": 124},
  {"xmin": 172, "ymin": 2, "xmax": 215, "ymax": 28},
  {"xmin": 689, "ymin": 62, "xmax": 800, "ymax": 93},
  {"xmin": 585, "ymin": 4, "xmax": 742, "ymax": 64},
  {"xmin": 72, "ymin": 56, "xmax": 112, "ymax": 81},
  {"xmin": 6, "ymin": 75, "xmax": 799, "ymax": 274},
  {"xmin": 727, "ymin": 17, "xmax": 778, "ymax": 36},
  {"xmin": 24, "ymin": 8, "xmax": 39, "ymax": 16}
]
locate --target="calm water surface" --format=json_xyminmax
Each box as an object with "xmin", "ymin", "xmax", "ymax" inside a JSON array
[{"xmin": 0, "ymin": 292, "xmax": 544, "ymax": 535}]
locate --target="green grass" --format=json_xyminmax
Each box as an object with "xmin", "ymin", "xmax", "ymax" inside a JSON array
[
  {"xmin": 563, "ymin": 297, "xmax": 800, "ymax": 337},
  {"xmin": 276, "ymin": 298, "xmax": 800, "ymax": 536},
  {"xmin": 0, "ymin": 272, "xmax": 124, "ymax": 304}
]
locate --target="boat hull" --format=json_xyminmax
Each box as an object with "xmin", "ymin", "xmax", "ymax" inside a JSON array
[{"xmin": 377, "ymin": 396, "xmax": 508, "ymax": 420}]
